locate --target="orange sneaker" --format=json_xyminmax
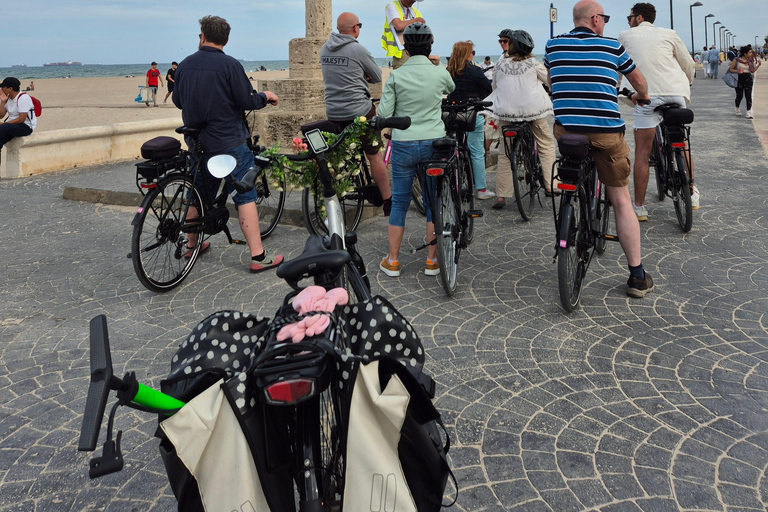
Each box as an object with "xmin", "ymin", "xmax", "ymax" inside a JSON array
[
  {"xmin": 425, "ymin": 259, "xmax": 439, "ymax": 276},
  {"xmin": 379, "ymin": 257, "xmax": 400, "ymax": 277}
]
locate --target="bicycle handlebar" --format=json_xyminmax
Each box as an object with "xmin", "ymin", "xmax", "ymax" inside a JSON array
[
  {"xmin": 619, "ymin": 88, "xmax": 651, "ymax": 106},
  {"xmin": 442, "ymin": 98, "xmax": 493, "ymax": 111}
]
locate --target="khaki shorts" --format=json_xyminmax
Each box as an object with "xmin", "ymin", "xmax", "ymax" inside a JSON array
[{"xmin": 553, "ymin": 124, "xmax": 631, "ymax": 188}]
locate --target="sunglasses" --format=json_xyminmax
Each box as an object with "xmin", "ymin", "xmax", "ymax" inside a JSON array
[
  {"xmin": 627, "ymin": 14, "xmax": 637, "ymax": 21},
  {"xmin": 593, "ymin": 13, "xmax": 610, "ymax": 22},
  {"xmin": 498, "ymin": 39, "xmax": 509, "ymax": 44},
  {"xmin": 354, "ymin": 22, "xmax": 363, "ymax": 29}
]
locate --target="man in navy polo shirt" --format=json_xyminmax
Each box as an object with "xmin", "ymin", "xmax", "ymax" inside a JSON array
[
  {"xmin": 173, "ymin": 15, "xmax": 283, "ymax": 273},
  {"xmin": 545, "ymin": 0, "xmax": 654, "ymax": 298}
]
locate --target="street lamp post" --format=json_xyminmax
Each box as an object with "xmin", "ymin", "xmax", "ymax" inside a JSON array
[
  {"xmin": 718, "ymin": 25, "xmax": 725, "ymax": 52},
  {"xmin": 713, "ymin": 21, "xmax": 721, "ymax": 50},
  {"xmin": 704, "ymin": 14, "xmax": 713, "ymax": 47},
  {"xmin": 670, "ymin": 0, "xmax": 674, "ymax": 29},
  {"xmin": 689, "ymin": 2, "xmax": 703, "ymax": 55},
  {"xmin": 722, "ymin": 29, "xmax": 728, "ymax": 53}
]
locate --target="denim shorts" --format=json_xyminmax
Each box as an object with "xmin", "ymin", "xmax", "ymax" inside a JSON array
[
  {"xmin": 633, "ymin": 96, "xmax": 686, "ymax": 130},
  {"xmin": 196, "ymin": 143, "xmax": 258, "ymax": 206},
  {"xmin": 389, "ymin": 139, "xmax": 437, "ymax": 227}
]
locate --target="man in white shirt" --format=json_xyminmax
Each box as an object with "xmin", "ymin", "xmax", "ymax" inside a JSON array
[
  {"xmin": 618, "ymin": 2, "xmax": 697, "ymax": 220},
  {"xmin": 0, "ymin": 77, "xmax": 36, "ymax": 157}
]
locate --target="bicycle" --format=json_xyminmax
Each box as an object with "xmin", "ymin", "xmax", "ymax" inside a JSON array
[
  {"xmin": 300, "ymin": 119, "xmax": 424, "ymax": 236},
  {"xmin": 500, "ymin": 120, "xmax": 548, "ymax": 220},
  {"xmin": 131, "ymin": 127, "xmax": 285, "ymax": 293},
  {"xmin": 650, "ymin": 100, "xmax": 695, "ymax": 232},
  {"xmin": 415, "ymin": 98, "xmax": 489, "ymax": 296},
  {"xmin": 551, "ymin": 133, "xmax": 619, "ymax": 312}
]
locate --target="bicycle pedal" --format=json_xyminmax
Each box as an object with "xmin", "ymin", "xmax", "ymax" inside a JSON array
[
  {"xmin": 468, "ymin": 209, "xmax": 484, "ymax": 218},
  {"xmin": 232, "ymin": 239, "xmax": 247, "ymax": 245},
  {"xmin": 602, "ymin": 234, "xmax": 619, "ymax": 242}
]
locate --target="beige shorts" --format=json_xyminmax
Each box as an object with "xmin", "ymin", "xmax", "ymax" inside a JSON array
[
  {"xmin": 553, "ymin": 124, "xmax": 631, "ymax": 188},
  {"xmin": 484, "ymin": 115, "xmax": 499, "ymax": 140}
]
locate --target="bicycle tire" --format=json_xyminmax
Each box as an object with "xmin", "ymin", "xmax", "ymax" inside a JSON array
[
  {"xmin": 512, "ymin": 138, "xmax": 535, "ymax": 221},
  {"xmin": 411, "ymin": 176, "xmax": 427, "ymax": 216},
  {"xmin": 255, "ymin": 171, "xmax": 286, "ymax": 239},
  {"xmin": 434, "ymin": 173, "xmax": 459, "ymax": 297},
  {"xmin": 557, "ymin": 186, "xmax": 589, "ymax": 312},
  {"xmin": 653, "ymin": 131, "xmax": 666, "ymax": 202},
  {"xmin": 459, "ymin": 150, "xmax": 476, "ymax": 244},
  {"xmin": 672, "ymin": 150, "xmax": 693, "ymax": 232},
  {"xmin": 595, "ymin": 181, "xmax": 611, "ymax": 255},
  {"xmin": 301, "ymin": 174, "xmax": 364, "ymax": 236},
  {"xmin": 131, "ymin": 175, "xmax": 204, "ymax": 292}
]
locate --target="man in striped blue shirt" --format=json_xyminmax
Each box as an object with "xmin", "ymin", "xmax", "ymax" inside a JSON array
[{"xmin": 545, "ymin": 0, "xmax": 655, "ymax": 298}]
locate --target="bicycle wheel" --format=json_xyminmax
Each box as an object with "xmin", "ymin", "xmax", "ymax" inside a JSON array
[
  {"xmin": 317, "ymin": 385, "xmax": 345, "ymax": 509},
  {"xmin": 512, "ymin": 138, "xmax": 535, "ymax": 221},
  {"xmin": 595, "ymin": 181, "xmax": 611, "ymax": 255},
  {"xmin": 459, "ymin": 150, "xmax": 476, "ymax": 244},
  {"xmin": 434, "ymin": 172, "xmax": 460, "ymax": 296},
  {"xmin": 301, "ymin": 174, "xmax": 364, "ymax": 236},
  {"xmin": 653, "ymin": 131, "xmax": 666, "ymax": 201},
  {"xmin": 672, "ymin": 150, "xmax": 693, "ymax": 232},
  {"xmin": 131, "ymin": 175, "xmax": 204, "ymax": 292},
  {"xmin": 255, "ymin": 171, "xmax": 285, "ymax": 239},
  {"xmin": 411, "ymin": 176, "xmax": 427, "ymax": 216},
  {"xmin": 557, "ymin": 187, "xmax": 589, "ymax": 312}
]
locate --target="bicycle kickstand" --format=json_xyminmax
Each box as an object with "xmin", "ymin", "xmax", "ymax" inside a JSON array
[{"xmin": 410, "ymin": 238, "xmax": 437, "ymax": 254}]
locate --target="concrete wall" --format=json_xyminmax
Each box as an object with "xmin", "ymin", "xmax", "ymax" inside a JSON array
[{"xmin": 0, "ymin": 118, "xmax": 183, "ymax": 179}]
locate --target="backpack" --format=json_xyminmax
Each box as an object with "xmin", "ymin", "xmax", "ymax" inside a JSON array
[{"xmin": 18, "ymin": 92, "xmax": 42, "ymax": 117}]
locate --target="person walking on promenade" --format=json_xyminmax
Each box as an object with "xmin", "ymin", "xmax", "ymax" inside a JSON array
[
  {"xmin": 321, "ymin": 12, "xmax": 392, "ymax": 214},
  {"xmin": 377, "ymin": 22, "xmax": 455, "ymax": 278},
  {"xmin": 701, "ymin": 46, "xmax": 710, "ymax": 77},
  {"xmin": 707, "ymin": 45, "xmax": 720, "ymax": 79},
  {"xmin": 485, "ymin": 29, "xmax": 557, "ymax": 207},
  {"xmin": 0, "ymin": 77, "xmax": 36, "ymax": 158},
  {"xmin": 730, "ymin": 46, "xmax": 761, "ymax": 119},
  {"xmin": 381, "ymin": 0, "xmax": 440, "ymax": 68},
  {"xmin": 163, "ymin": 62, "xmax": 177, "ymax": 104},
  {"xmin": 446, "ymin": 40, "xmax": 495, "ymax": 200},
  {"xmin": 619, "ymin": 2, "xmax": 698, "ymax": 218},
  {"xmin": 545, "ymin": 0, "xmax": 655, "ymax": 298},
  {"xmin": 173, "ymin": 15, "xmax": 283, "ymax": 273},
  {"xmin": 145, "ymin": 62, "xmax": 163, "ymax": 107}
]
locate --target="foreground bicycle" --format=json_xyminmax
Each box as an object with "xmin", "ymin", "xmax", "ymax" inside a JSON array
[
  {"xmin": 650, "ymin": 101, "xmax": 695, "ymax": 232},
  {"xmin": 501, "ymin": 120, "xmax": 548, "ymax": 221},
  {"xmin": 131, "ymin": 127, "xmax": 285, "ymax": 292},
  {"xmin": 416, "ymin": 99, "xmax": 489, "ymax": 296}
]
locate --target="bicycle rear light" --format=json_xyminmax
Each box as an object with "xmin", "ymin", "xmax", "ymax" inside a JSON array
[
  {"xmin": 265, "ymin": 378, "xmax": 316, "ymax": 405},
  {"xmin": 557, "ymin": 183, "xmax": 577, "ymax": 191},
  {"xmin": 426, "ymin": 168, "xmax": 444, "ymax": 176},
  {"xmin": 671, "ymin": 142, "xmax": 686, "ymax": 148},
  {"xmin": 504, "ymin": 131, "xmax": 516, "ymax": 137}
]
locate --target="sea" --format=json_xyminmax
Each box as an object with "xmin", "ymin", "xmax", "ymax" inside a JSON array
[{"xmin": 3, "ymin": 59, "xmax": 391, "ymax": 80}]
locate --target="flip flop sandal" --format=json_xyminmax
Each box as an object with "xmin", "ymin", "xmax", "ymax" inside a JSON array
[
  {"xmin": 492, "ymin": 197, "xmax": 506, "ymax": 210},
  {"xmin": 184, "ymin": 240, "xmax": 210, "ymax": 259}
]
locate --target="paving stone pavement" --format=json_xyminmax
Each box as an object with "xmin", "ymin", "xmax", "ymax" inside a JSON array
[{"xmin": 1, "ymin": 74, "xmax": 767, "ymax": 512}]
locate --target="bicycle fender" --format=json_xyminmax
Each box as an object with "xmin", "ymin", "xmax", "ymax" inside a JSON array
[
  {"xmin": 558, "ymin": 201, "xmax": 574, "ymax": 249},
  {"xmin": 131, "ymin": 193, "xmax": 157, "ymax": 226}
]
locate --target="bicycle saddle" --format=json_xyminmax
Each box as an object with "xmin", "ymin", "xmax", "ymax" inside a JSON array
[
  {"xmin": 276, "ymin": 235, "xmax": 351, "ymax": 284},
  {"xmin": 558, "ymin": 133, "xmax": 591, "ymax": 159},
  {"xmin": 432, "ymin": 138, "xmax": 456, "ymax": 151},
  {"xmin": 175, "ymin": 126, "xmax": 201, "ymax": 139}
]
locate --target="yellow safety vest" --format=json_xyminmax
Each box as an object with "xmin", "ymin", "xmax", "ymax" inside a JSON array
[{"xmin": 381, "ymin": 2, "xmax": 423, "ymax": 59}]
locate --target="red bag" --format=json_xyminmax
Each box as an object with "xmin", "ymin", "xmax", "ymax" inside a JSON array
[{"xmin": 18, "ymin": 92, "xmax": 42, "ymax": 117}]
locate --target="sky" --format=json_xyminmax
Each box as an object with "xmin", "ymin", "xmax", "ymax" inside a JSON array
[{"xmin": 5, "ymin": 0, "xmax": 768, "ymax": 67}]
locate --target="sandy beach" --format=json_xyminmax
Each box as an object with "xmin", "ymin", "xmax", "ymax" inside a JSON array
[{"xmin": 24, "ymin": 67, "xmax": 394, "ymax": 132}]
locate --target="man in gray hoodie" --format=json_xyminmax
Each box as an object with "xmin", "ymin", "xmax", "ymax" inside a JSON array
[{"xmin": 321, "ymin": 12, "xmax": 392, "ymax": 213}]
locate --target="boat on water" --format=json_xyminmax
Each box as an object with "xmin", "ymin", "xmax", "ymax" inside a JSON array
[
  {"xmin": 12, "ymin": 64, "xmax": 27, "ymax": 68},
  {"xmin": 43, "ymin": 61, "xmax": 83, "ymax": 67}
]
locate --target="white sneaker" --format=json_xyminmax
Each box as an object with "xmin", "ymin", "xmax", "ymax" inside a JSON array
[
  {"xmin": 691, "ymin": 185, "xmax": 700, "ymax": 210},
  {"xmin": 633, "ymin": 203, "xmax": 648, "ymax": 222},
  {"xmin": 746, "ymin": 110, "xmax": 754, "ymax": 119},
  {"xmin": 476, "ymin": 189, "xmax": 496, "ymax": 200},
  {"xmin": 736, "ymin": 107, "xmax": 742, "ymax": 116}
]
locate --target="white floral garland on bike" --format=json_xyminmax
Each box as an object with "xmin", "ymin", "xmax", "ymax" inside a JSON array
[{"xmin": 259, "ymin": 117, "xmax": 381, "ymax": 200}]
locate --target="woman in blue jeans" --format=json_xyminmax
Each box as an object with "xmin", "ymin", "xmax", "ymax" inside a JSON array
[
  {"xmin": 377, "ymin": 23, "xmax": 455, "ymax": 278},
  {"xmin": 446, "ymin": 41, "xmax": 494, "ymax": 200}
]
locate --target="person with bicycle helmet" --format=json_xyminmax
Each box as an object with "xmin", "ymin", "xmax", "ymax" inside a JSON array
[
  {"xmin": 377, "ymin": 22, "xmax": 455, "ymax": 278},
  {"xmin": 485, "ymin": 29, "xmax": 557, "ymax": 208},
  {"xmin": 446, "ymin": 41, "xmax": 494, "ymax": 200}
]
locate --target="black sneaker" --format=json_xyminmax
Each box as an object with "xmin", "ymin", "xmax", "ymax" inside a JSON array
[{"xmin": 627, "ymin": 272, "xmax": 654, "ymax": 298}]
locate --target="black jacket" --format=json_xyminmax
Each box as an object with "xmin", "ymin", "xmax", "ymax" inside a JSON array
[
  {"xmin": 173, "ymin": 46, "xmax": 268, "ymax": 153},
  {"xmin": 447, "ymin": 61, "xmax": 493, "ymax": 101}
]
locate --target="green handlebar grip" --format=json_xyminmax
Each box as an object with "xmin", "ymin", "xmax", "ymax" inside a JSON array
[{"xmin": 133, "ymin": 383, "xmax": 186, "ymax": 410}]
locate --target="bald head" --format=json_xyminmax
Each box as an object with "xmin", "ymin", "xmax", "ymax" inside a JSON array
[
  {"xmin": 337, "ymin": 12, "xmax": 360, "ymax": 36},
  {"xmin": 574, "ymin": 0, "xmax": 602, "ymax": 25}
]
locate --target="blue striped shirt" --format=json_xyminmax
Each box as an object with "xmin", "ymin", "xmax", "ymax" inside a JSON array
[{"xmin": 544, "ymin": 27, "xmax": 636, "ymax": 133}]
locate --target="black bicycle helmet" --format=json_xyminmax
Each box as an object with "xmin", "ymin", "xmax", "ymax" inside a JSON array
[
  {"xmin": 403, "ymin": 22, "xmax": 434, "ymax": 46},
  {"xmin": 510, "ymin": 30, "xmax": 535, "ymax": 55},
  {"xmin": 497, "ymin": 28, "xmax": 514, "ymax": 40}
]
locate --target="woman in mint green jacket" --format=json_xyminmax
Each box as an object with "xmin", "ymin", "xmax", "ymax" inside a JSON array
[{"xmin": 377, "ymin": 23, "xmax": 455, "ymax": 278}]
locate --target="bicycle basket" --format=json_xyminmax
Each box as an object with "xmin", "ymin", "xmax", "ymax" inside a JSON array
[
  {"xmin": 442, "ymin": 106, "xmax": 477, "ymax": 133},
  {"xmin": 663, "ymin": 108, "xmax": 694, "ymax": 126}
]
